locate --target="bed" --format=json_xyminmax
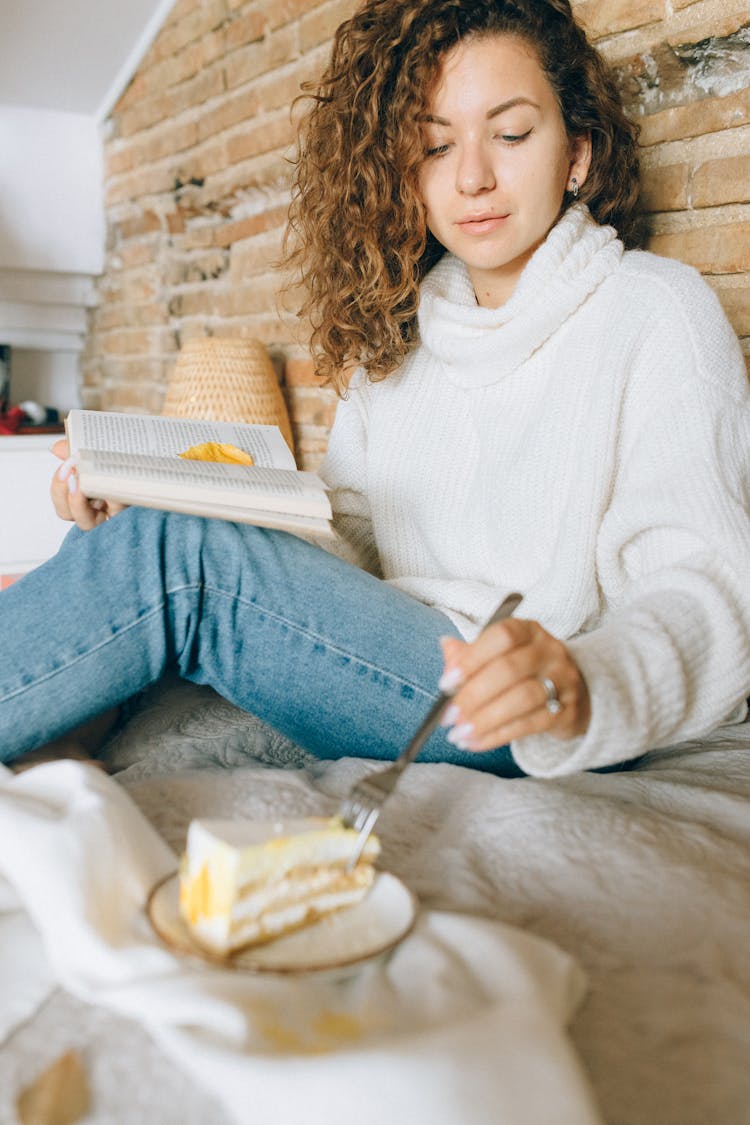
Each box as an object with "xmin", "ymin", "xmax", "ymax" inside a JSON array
[{"xmin": 2, "ymin": 674, "xmax": 750, "ymax": 1124}]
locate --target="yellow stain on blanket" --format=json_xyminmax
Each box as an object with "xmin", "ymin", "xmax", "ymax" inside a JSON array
[
  {"xmin": 179, "ymin": 442, "xmax": 255, "ymax": 465},
  {"xmin": 258, "ymin": 1010, "xmax": 364, "ymax": 1054},
  {"xmin": 313, "ymin": 1011, "xmax": 363, "ymax": 1042}
]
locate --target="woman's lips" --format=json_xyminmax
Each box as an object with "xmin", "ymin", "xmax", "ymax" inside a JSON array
[{"xmin": 456, "ymin": 214, "xmax": 509, "ymax": 234}]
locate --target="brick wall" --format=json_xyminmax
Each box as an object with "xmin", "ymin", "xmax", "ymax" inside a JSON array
[{"xmin": 83, "ymin": 0, "xmax": 750, "ymax": 468}]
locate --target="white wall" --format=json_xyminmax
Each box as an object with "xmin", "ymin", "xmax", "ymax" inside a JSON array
[
  {"xmin": 0, "ymin": 3, "xmax": 171, "ymax": 409},
  {"xmin": 0, "ymin": 105, "xmax": 104, "ymax": 410},
  {"xmin": 0, "ymin": 105, "xmax": 104, "ymax": 274}
]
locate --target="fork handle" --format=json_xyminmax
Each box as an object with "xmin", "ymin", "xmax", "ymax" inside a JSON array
[
  {"xmin": 391, "ymin": 693, "xmax": 450, "ymax": 774},
  {"xmin": 391, "ymin": 591, "xmax": 523, "ymax": 773}
]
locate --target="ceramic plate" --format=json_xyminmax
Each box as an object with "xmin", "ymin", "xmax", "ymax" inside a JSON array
[{"xmin": 146, "ymin": 870, "xmax": 418, "ymax": 976}]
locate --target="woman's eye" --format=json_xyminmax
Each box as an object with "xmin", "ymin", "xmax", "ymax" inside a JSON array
[
  {"xmin": 425, "ymin": 143, "xmax": 450, "ymax": 157},
  {"xmin": 498, "ymin": 128, "xmax": 533, "ymax": 145}
]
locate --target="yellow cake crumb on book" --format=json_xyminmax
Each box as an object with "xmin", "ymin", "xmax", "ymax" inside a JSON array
[{"xmin": 179, "ymin": 441, "xmax": 255, "ymax": 465}]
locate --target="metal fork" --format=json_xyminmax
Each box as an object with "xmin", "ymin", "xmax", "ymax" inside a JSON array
[{"xmin": 339, "ymin": 591, "xmax": 523, "ymax": 865}]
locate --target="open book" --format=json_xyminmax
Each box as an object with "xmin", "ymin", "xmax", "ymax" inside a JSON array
[{"xmin": 65, "ymin": 409, "xmax": 332, "ymax": 537}]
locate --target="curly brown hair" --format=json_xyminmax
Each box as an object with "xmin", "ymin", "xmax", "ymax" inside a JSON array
[{"xmin": 285, "ymin": 0, "xmax": 642, "ymax": 391}]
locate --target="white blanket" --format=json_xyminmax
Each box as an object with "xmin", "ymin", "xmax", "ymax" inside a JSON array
[
  {"xmin": 2, "ymin": 676, "xmax": 750, "ymax": 1125},
  {"xmin": 0, "ymin": 760, "xmax": 600, "ymax": 1125}
]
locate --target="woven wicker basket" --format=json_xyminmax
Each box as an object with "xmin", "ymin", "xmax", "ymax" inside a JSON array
[{"xmin": 161, "ymin": 337, "xmax": 295, "ymax": 455}]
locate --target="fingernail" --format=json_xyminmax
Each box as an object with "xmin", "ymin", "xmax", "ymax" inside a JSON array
[
  {"xmin": 447, "ymin": 722, "xmax": 474, "ymax": 747},
  {"xmin": 57, "ymin": 456, "xmax": 76, "ymax": 481},
  {"xmin": 67, "ymin": 473, "xmax": 78, "ymax": 495},
  {"xmin": 438, "ymin": 666, "xmax": 464, "ymax": 693},
  {"xmin": 440, "ymin": 703, "xmax": 460, "ymax": 728}
]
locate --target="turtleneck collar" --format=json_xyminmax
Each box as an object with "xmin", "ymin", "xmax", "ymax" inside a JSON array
[{"xmin": 417, "ymin": 205, "xmax": 623, "ymax": 388}]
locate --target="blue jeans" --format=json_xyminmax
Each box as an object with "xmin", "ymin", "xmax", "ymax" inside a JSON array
[{"xmin": 0, "ymin": 508, "xmax": 522, "ymax": 774}]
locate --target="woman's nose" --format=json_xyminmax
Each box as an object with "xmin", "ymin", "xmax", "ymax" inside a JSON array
[{"xmin": 456, "ymin": 145, "xmax": 496, "ymax": 195}]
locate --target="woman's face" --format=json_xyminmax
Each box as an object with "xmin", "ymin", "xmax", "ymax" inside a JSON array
[{"xmin": 417, "ymin": 34, "xmax": 591, "ymax": 307}]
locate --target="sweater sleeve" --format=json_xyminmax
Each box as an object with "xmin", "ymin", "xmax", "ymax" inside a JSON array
[
  {"xmin": 317, "ymin": 378, "xmax": 382, "ymax": 577},
  {"xmin": 513, "ymin": 270, "xmax": 750, "ymax": 777}
]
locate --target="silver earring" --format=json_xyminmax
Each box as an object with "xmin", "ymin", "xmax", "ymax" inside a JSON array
[{"xmin": 570, "ymin": 177, "xmax": 579, "ymax": 198}]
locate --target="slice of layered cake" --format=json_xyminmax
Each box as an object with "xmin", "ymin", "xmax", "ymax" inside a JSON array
[{"xmin": 178, "ymin": 817, "xmax": 380, "ymax": 956}]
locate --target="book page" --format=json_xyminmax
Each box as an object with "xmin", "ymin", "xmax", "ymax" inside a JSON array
[
  {"xmin": 67, "ymin": 410, "xmax": 295, "ymax": 470},
  {"xmin": 86, "ymin": 493, "xmax": 333, "ymax": 536},
  {"xmin": 79, "ymin": 451, "xmax": 331, "ymax": 518}
]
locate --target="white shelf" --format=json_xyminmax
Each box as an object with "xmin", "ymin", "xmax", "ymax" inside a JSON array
[
  {"xmin": 0, "ymin": 267, "xmax": 96, "ymax": 354},
  {"xmin": 0, "ymin": 434, "xmax": 69, "ymax": 577}
]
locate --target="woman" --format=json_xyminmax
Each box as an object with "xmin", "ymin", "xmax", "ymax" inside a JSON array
[{"xmin": 2, "ymin": 0, "xmax": 749, "ymax": 777}]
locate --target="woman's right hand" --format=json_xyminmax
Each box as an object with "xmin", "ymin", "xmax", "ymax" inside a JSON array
[{"xmin": 51, "ymin": 438, "xmax": 128, "ymax": 530}]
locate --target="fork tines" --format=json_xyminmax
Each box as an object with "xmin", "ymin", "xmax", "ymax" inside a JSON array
[{"xmin": 340, "ymin": 766, "xmax": 399, "ymax": 833}]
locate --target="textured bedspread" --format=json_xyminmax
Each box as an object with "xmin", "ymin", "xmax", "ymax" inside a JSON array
[{"xmin": 3, "ymin": 676, "xmax": 750, "ymax": 1124}]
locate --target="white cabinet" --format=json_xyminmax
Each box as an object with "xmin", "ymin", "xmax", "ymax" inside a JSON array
[{"xmin": 0, "ymin": 434, "xmax": 69, "ymax": 584}]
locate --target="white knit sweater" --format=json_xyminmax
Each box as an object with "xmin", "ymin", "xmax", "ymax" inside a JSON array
[{"xmin": 320, "ymin": 205, "xmax": 750, "ymax": 776}]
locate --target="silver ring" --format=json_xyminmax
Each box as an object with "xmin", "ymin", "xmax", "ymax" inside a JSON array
[{"xmin": 539, "ymin": 676, "xmax": 562, "ymax": 715}]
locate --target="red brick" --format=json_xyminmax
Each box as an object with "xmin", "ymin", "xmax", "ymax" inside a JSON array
[
  {"xmin": 119, "ymin": 68, "xmax": 225, "ymax": 139},
  {"xmin": 285, "ymin": 356, "xmax": 318, "ymax": 386},
  {"xmin": 294, "ymin": 440, "xmax": 328, "ymax": 472},
  {"xmin": 105, "ymin": 144, "xmax": 135, "ymax": 177},
  {"xmin": 692, "ymin": 153, "xmax": 750, "ymax": 208},
  {"xmin": 142, "ymin": 32, "xmax": 225, "ymax": 99},
  {"xmin": 257, "ymin": 55, "xmax": 323, "ymax": 112},
  {"xmin": 569, "ymin": 0, "xmax": 663, "ymax": 40},
  {"xmin": 259, "ymin": 0, "xmax": 326, "ymax": 32},
  {"xmin": 133, "ymin": 118, "xmax": 201, "ymax": 167},
  {"xmin": 93, "ymin": 303, "xmax": 169, "ymax": 331},
  {"xmin": 197, "ymin": 87, "xmax": 262, "ymax": 143},
  {"xmin": 198, "ymin": 55, "xmax": 318, "ymax": 137},
  {"xmin": 113, "ymin": 71, "xmax": 148, "ymax": 114},
  {"xmin": 104, "ymin": 386, "xmax": 168, "ymax": 414},
  {"xmin": 665, "ymin": 12, "xmax": 749, "ymax": 48},
  {"xmin": 182, "ymin": 223, "xmax": 222, "ymax": 251},
  {"xmin": 299, "ymin": 0, "xmax": 358, "ymax": 52},
  {"xmin": 96, "ymin": 272, "xmax": 159, "ymax": 305},
  {"xmin": 225, "ymin": 9, "xmax": 267, "ymax": 50},
  {"xmin": 105, "ymin": 163, "xmax": 181, "ymax": 206},
  {"xmin": 167, "ymin": 287, "xmax": 224, "ymax": 318},
  {"xmin": 229, "ymin": 232, "xmax": 285, "ymax": 279},
  {"xmin": 225, "ymin": 114, "xmax": 296, "ymax": 164},
  {"xmin": 193, "ymin": 137, "xmax": 231, "ymax": 179},
  {"xmin": 165, "ymin": 248, "xmax": 230, "ymax": 285},
  {"xmin": 639, "ymin": 163, "xmax": 690, "ymax": 212},
  {"xmin": 79, "ymin": 389, "xmax": 104, "ymax": 410},
  {"xmin": 98, "ymin": 328, "xmax": 177, "ymax": 356},
  {"xmin": 648, "ymin": 222, "xmax": 750, "ymax": 274},
  {"xmin": 202, "ymin": 151, "xmax": 292, "ymax": 206},
  {"xmin": 214, "ymin": 204, "xmax": 288, "ymax": 247},
  {"xmin": 637, "ymin": 87, "xmax": 750, "ymax": 147},
  {"xmin": 116, "ymin": 241, "xmax": 159, "ymax": 269},
  {"xmin": 111, "ymin": 211, "xmax": 163, "ymax": 239},
  {"xmin": 167, "ymin": 0, "xmax": 202, "ymax": 24},
  {"xmin": 100, "ymin": 356, "xmax": 171, "ymax": 385},
  {"xmin": 225, "ymin": 25, "xmax": 298, "ymax": 89},
  {"xmin": 287, "ymin": 385, "xmax": 338, "ymax": 428},
  {"xmin": 709, "ymin": 282, "xmax": 750, "ymax": 336},
  {"xmin": 150, "ymin": 0, "xmax": 226, "ymax": 63}
]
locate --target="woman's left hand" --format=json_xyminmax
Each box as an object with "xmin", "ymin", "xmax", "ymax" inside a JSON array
[{"xmin": 439, "ymin": 617, "xmax": 591, "ymax": 750}]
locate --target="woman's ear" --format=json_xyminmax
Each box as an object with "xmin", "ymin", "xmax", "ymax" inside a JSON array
[{"xmin": 569, "ymin": 130, "xmax": 592, "ymax": 189}]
